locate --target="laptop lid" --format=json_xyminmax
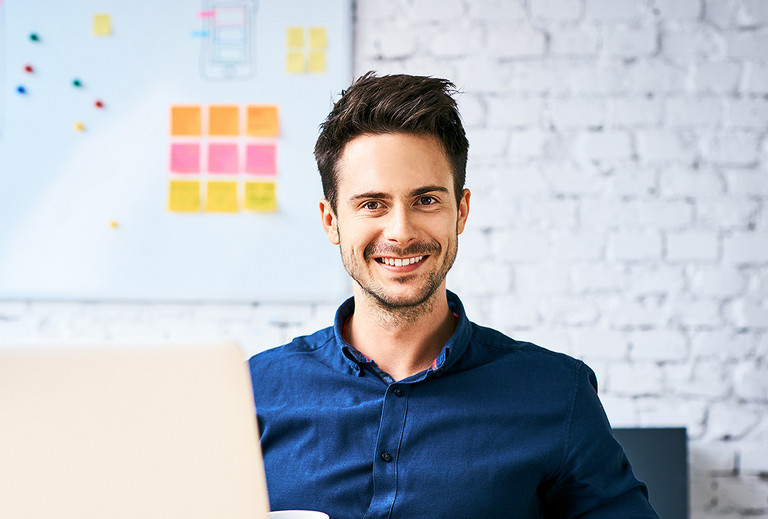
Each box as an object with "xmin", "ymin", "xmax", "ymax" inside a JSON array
[{"xmin": 0, "ymin": 341, "xmax": 270, "ymax": 519}]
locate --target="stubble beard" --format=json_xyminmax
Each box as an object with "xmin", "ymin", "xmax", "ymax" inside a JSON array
[{"xmin": 337, "ymin": 226, "xmax": 459, "ymax": 325}]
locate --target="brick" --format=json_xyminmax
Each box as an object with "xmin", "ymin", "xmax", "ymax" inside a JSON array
[
  {"xmin": 675, "ymin": 299, "xmax": 722, "ymax": 328},
  {"xmin": 728, "ymin": 299, "xmax": 768, "ymax": 329},
  {"xmin": 493, "ymin": 165, "xmax": 550, "ymax": 196},
  {"xmin": 740, "ymin": 442, "xmax": 768, "ymax": 474},
  {"xmin": 530, "ymin": 0, "xmax": 582, "ymax": 21},
  {"xmin": 358, "ymin": 27, "xmax": 417, "ymax": 59},
  {"xmin": 508, "ymin": 62, "xmax": 566, "ymax": 95},
  {"xmin": 539, "ymin": 296, "xmax": 600, "ymax": 326},
  {"xmin": 659, "ymin": 167, "xmax": 724, "ymax": 197},
  {"xmin": 693, "ymin": 61, "xmax": 742, "ymax": 94},
  {"xmin": 549, "ymin": 28, "xmax": 600, "ymax": 57},
  {"xmin": 689, "ymin": 441, "xmax": 738, "ymax": 474},
  {"xmin": 545, "ymin": 164, "xmax": 606, "ymax": 196},
  {"xmin": 666, "ymin": 231, "xmax": 719, "ymax": 262},
  {"xmin": 733, "ymin": 362, "xmax": 768, "ymax": 402},
  {"xmin": 458, "ymin": 229, "xmax": 490, "ymax": 261},
  {"xmin": 702, "ymin": 132, "xmax": 761, "ymax": 167},
  {"xmin": 546, "ymin": 98, "xmax": 606, "ymax": 129},
  {"xmin": 704, "ymin": 0, "xmax": 739, "ymax": 29},
  {"xmin": 515, "ymin": 265, "xmax": 571, "ymax": 294},
  {"xmin": 465, "ymin": 127, "xmax": 508, "ymax": 157},
  {"xmin": 627, "ymin": 60, "xmax": 687, "ymax": 94},
  {"xmin": 551, "ymin": 231, "xmax": 605, "ymax": 260},
  {"xmin": 691, "ymin": 330, "xmax": 754, "ymax": 359},
  {"xmin": 575, "ymin": 131, "xmax": 633, "ymax": 161},
  {"xmin": 607, "ymin": 97, "xmax": 663, "ymax": 128},
  {"xmin": 630, "ymin": 329, "xmax": 688, "ymax": 361},
  {"xmin": 737, "ymin": 0, "xmax": 768, "ymax": 26},
  {"xmin": 666, "ymin": 98, "xmax": 723, "ymax": 127},
  {"xmin": 610, "ymin": 166, "xmax": 658, "ymax": 196},
  {"xmin": 610, "ymin": 362, "xmax": 664, "ymax": 396},
  {"xmin": 356, "ymin": 1, "xmax": 399, "ymax": 21},
  {"xmin": 491, "ymin": 229, "xmax": 550, "ymax": 261},
  {"xmin": 715, "ymin": 476, "xmax": 768, "ymax": 510},
  {"xmin": 661, "ymin": 25, "xmax": 725, "ymax": 61},
  {"xmin": 727, "ymin": 30, "xmax": 768, "ymax": 59},
  {"xmin": 572, "ymin": 329, "xmax": 629, "ymax": 360},
  {"xmin": 654, "ymin": 0, "xmax": 702, "ymax": 19},
  {"xmin": 449, "ymin": 259, "xmax": 512, "ymax": 295},
  {"xmin": 696, "ymin": 197, "xmax": 759, "ymax": 230},
  {"xmin": 567, "ymin": 64, "xmax": 627, "ymax": 95},
  {"xmin": 486, "ymin": 96, "xmax": 543, "ymax": 128},
  {"xmin": 508, "ymin": 130, "xmax": 546, "ymax": 162},
  {"xmin": 725, "ymin": 98, "xmax": 768, "ymax": 130},
  {"xmin": 707, "ymin": 401, "xmax": 763, "ymax": 440},
  {"xmin": 626, "ymin": 265, "xmax": 686, "ymax": 295},
  {"xmin": 427, "ymin": 23, "xmax": 485, "ymax": 58},
  {"xmin": 572, "ymin": 264, "xmax": 625, "ymax": 292},
  {"xmin": 488, "ymin": 23, "xmax": 546, "ymax": 59},
  {"xmin": 408, "ymin": 0, "xmax": 465, "ymax": 22},
  {"xmin": 599, "ymin": 395, "xmax": 638, "ymax": 426},
  {"xmin": 603, "ymin": 297, "xmax": 668, "ymax": 328},
  {"xmin": 670, "ymin": 361, "xmax": 730, "ymax": 399},
  {"xmin": 690, "ymin": 266, "xmax": 746, "ymax": 297},
  {"xmin": 726, "ymin": 167, "xmax": 768, "ymax": 196},
  {"xmin": 602, "ymin": 25, "xmax": 658, "ymax": 57},
  {"xmin": 724, "ymin": 232, "xmax": 768, "ymax": 263},
  {"xmin": 456, "ymin": 57, "xmax": 510, "ymax": 93},
  {"xmin": 743, "ymin": 62, "xmax": 768, "ymax": 94},
  {"xmin": 635, "ymin": 397, "xmax": 707, "ymax": 434},
  {"xmin": 467, "ymin": 0, "xmax": 528, "ymax": 23},
  {"xmin": 488, "ymin": 294, "xmax": 540, "ymax": 331},
  {"xmin": 636, "ymin": 129, "xmax": 697, "ymax": 164},
  {"xmin": 457, "ymin": 94, "xmax": 485, "ymax": 127},
  {"xmin": 585, "ymin": 0, "xmax": 645, "ymax": 20}
]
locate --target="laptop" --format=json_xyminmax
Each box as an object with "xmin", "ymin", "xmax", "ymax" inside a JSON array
[{"xmin": 0, "ymin": 341, "xmax": 270, "ymax": 519}]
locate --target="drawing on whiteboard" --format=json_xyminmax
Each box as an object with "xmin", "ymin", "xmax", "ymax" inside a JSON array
[{"xmin": 199, "ymin": 0, "xmax": 257, "ymax": 80}]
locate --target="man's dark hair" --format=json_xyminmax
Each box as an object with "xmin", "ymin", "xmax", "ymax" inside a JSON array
[{"xmin": 314, "ymin": 71, "xmax": 469, "ymax": 212}]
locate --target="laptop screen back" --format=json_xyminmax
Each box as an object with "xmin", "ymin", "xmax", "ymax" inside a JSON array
[{"xmin": 0, "ymin": 342, "xmax": 269, "ymax": 519}]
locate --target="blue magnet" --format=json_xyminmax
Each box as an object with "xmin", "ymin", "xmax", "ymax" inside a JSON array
[
  {"xmin": 16, "ymin": 85, "xmax": 27, "ymax": 94},
  {"xmin": 72, "ymin": 79, "xmax": 83, "ymax": 87},
  {"xmin": 29, "ymin": 33, "xmax": 40, "ymax": 42}
]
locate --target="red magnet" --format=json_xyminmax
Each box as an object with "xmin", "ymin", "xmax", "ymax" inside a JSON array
[
  {"xmin": 95, "ymin": 100, "xmax": 104, "ymax": 108},
  {"xmin": 24, "ymin": 64, "xmax": 34, "ymax": 73}
]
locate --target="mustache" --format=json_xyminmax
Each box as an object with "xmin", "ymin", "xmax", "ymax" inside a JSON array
[{"xmin": 364, "ymin": 240, "xmax": 440, "ymax": 259}]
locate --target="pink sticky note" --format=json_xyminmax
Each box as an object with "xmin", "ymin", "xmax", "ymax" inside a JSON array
[
  {"xmin": 245, "ymin": 143, "xmax": 277, "ymax": 176},
  {"xmin": 170, "ymin": 143, "xmax": 200, "ymax": 173},
  {"xmin": 208, "ymin": 143, "xmax": 239, "ymax": 173}
]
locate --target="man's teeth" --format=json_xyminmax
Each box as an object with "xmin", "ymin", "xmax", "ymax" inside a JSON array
[{"xmin": 381, "ymin": 256, "xmax": 424, "ymax": 267}]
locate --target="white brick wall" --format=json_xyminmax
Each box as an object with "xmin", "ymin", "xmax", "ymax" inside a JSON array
[{"xmin": 1, "ymin": 0, "xmax": 767, "ymax": 517}]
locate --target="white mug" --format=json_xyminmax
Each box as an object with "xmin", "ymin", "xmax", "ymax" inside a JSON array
[{"xmin": 269, "ymin": 511, "xmax": 330, "ymax": 519}]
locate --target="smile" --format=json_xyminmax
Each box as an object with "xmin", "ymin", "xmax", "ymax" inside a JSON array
[{"xmin": 376, "ymin": 255, "xmax": 425, "ymax": 267}]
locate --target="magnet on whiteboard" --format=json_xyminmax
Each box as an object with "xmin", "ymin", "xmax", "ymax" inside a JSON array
[
  {"xmin": 74, "ymin": 121, "xmax": 86, "ymax": 132},
  {"xmin": 24, "ymin": 65, "xmax": 34, "ymax": 73},
  {"xmin": 29, "ymin": 33, "xmax": 40, "ymax": 42},
  {"xmin": 72, "ymin": 79, "xmax": 83, "ymax": 87},
  {"xmin": 109, "ymin": 220, "xmax": 119, "ymax": 229},
  {"xmin": 16, "ymin": 85, "xmax": 27, "ymax": 94},
  {"xmin": 95, "ymin": 100, "xmax": 104, "ymax": 108}
]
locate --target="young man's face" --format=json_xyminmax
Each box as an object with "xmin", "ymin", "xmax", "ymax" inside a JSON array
[{"xmin": 320, "ymin": 133, "xmax": 470, "ymax": 309}]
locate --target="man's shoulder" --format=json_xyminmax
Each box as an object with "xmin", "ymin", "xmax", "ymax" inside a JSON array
[{"xmin": 248, "ymin": 325, "xmax": 335, "ymax": 372}]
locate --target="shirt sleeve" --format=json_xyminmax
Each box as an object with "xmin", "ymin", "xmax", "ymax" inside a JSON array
[{"xmin": 541, "ymin": 362, "xmax": 659, "ymax": 519}]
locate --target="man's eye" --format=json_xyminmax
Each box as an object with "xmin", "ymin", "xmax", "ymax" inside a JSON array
[
  {"xmin": 362, "ymin": 201, "xmax": 380, "ymax": 210},
  {"xmin": 418, "ymin": 196, "xmax": 436, "ymax": 205}
]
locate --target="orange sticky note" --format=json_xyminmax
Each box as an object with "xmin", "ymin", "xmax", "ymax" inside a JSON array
[
  {"xmin": 244, "ymin": 181, "xmax": 277, "ymax": 212},
  {"xmin": 205, "ymin": 181, "xmax": 239, "ymax": 212},
  {"xmin": 208, "ymin": 105, "xmax": 240, "ymax": 136},
  {"xmin": 171, "ymin": 106, "xmax": 202, "ymax": 136},
  {"xmin": 246, "ymin": 105, "xmax": 279, "ymax": 137},
  {"xmin": 168, "ymin": 180, "xmax": 201, "ymax": 212}
]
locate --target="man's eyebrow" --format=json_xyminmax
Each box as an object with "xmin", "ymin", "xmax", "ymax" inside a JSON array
[
  {"xmin": 348, "ymin": 191, "xmax": 391, "ymax": 202},
  {"xmin": 347, "ymin": 186, "xmax": 450, "ymax": 203},
  {"xmin": 411, "ymin": 185, "xmax": 450, "ymax": 197}
]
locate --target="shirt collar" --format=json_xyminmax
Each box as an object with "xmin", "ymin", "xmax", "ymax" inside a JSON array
[{"xmin": 332, "ymin": 290, "xmax": 472, "ymax": 380}]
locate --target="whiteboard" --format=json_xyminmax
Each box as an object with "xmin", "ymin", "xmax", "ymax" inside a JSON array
[{"xmin": 0, "ymin": 0, "xmax": 352, "ymax": 302}]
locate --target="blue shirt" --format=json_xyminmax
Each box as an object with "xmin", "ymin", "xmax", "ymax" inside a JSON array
[{"xmin": 249, "ymin": 291, "xmax": 657, "ymax": 519}]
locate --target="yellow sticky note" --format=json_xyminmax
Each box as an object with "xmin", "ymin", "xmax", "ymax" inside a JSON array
[
  {"xmin": 205, "ymin": 181, "xmax": 239, "ymax": 212},
  {"xmin": 244, "ymin": 181, "xmax": 277, "ymax": 212},
  {"xmin": 308, "ymin": 51, "xmax": 326, "ymax": 73},
  {"xmin": 286, "ymin": 27, "xmax": 304, "ymax": 48},
  {"xmin": 246, "ymin": 105, "xmax": 279, "ymax": 137},
  {"xmin": 309, "ymin": 27, "xmax": 327, "ymax": 48},
  {"xmin": 286, "ymin": 51, "xmax": 305, "ymax": 73},
  {"xmin": 171, "ymin": 106, "xmax": 202, "ymax": 136},
  {"xmin": 208, "ymin": 105, "xmax": 240, "ymax": 136},
  {"xmin": 168, "ymin": 180, "xmax": 201, "ymax": 212},
  {"xmin": 93, "ymin": 14, "xmax": 112, "ymax": 36}
]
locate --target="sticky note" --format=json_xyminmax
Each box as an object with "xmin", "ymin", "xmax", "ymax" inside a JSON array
[
  {"xmin": 171, "ymin": 106, "xmax": 202, "ymax": 136},
  {"xmin": 92, "ymin": 14, "xmax": 112, "ymax": 36},
  {"xmin": 209, "ymin": 105, "xmax": 240, "ymax": 136},
  {"xmin": 245, "ymin": 144, "xmax": 277, "ymax": 176},
  {"xmin": 309, "ymin": 27, "xmax": 327, "ymax": 48},
  {"xmin": 308, "ymin": 51, "xmax": 326, "ymax": 73},
  {"xmin": 205, "ymin": 181, "xmax": 239, "ymax": 212},
  {"xmin": 286, "ymin": 52, "xmax": 305, "ymax": 73},
  {"xmin": 286, "ymin": 27, "xmax": 304, "ymax": 48},
  {"xmin": 168, "ymin": 180, "xmax": 201, "ymax": 212},
  {"xmin": 208, "ymin": 143, "xmax": 239, "ymax": 173},
  {"xmin": 246, "ymin": 105, "xmax": 279, "ymax": 137},
  {"xmin": 170, "ymin": 143, "xmax": 201, "ymax": 173},
  {"xmin": 244, "ymin": 181, "xmax": 277, "ymax": 212}
]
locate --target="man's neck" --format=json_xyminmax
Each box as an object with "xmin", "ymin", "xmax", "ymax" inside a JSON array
[{"xmin": 345, "ymin": 287, "xmax": 456, "ymax": 382}]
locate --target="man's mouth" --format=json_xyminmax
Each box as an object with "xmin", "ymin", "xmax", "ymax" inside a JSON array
[{"xmin": 375, "ymin": 255, "xmax": 426, "ymax": 267}]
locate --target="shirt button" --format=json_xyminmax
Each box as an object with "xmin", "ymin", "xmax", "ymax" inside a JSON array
[
  {"xmin": 392, "ymin": 386, "xmax": 403, "ymax": 397},
  {"xmin": 380, "ymin": 451, "xmax": 393, "ymax": 463}
]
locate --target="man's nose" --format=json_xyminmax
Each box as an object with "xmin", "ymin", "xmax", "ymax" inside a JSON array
[{"xmin": 383, "ymin": 205, "xmax": 417, "ymax": 245}]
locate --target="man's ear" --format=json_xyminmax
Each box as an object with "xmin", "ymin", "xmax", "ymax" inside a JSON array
[
  {"xmin": 319, "ymin": 199, "xmax": 340, "ymax": 245},
  {"xmin": 457, "ymin": 188, "xmax": 471, "ymax": 235}
]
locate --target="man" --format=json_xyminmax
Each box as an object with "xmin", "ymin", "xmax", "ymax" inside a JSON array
[{"xmin": 249, "ymin": 72, "xmax": 658, "ymax": 519}]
